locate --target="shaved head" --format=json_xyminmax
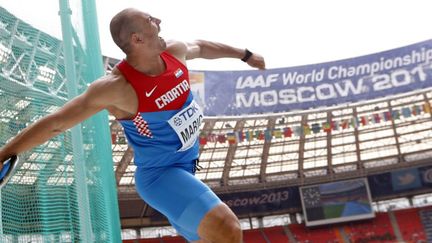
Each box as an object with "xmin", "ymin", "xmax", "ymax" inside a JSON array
[{"xmin": 110, "ymin": 8, "xmax": 145, "ymax": 54}]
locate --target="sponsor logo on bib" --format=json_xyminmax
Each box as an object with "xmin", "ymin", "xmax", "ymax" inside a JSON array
[{"xmin": 168, "ymin": 100, "xmax": 203, "ymax": 152}]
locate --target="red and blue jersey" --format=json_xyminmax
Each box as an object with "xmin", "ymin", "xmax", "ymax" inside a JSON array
[{"xmin": 116, "ymin": 52, "xmax": 203, "ymax": 167}]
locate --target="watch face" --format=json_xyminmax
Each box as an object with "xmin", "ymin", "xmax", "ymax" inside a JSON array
[{"xmin": 302, "ymin": 187, "xmax": 321, "ymax": 208}]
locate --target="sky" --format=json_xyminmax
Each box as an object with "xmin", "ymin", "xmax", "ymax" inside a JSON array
[{"xmin": 0, "ymin": 0, "xmax": 431, "ymax": 71}]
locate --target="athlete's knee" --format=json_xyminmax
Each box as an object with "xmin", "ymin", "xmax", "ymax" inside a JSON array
[
  {"xmin": 219, "ymin": 213, "xmax": 242, "ymax": 242},
  {"xmin": 199, "ymin": 203, "xmax": 242, "ymax": 242}
]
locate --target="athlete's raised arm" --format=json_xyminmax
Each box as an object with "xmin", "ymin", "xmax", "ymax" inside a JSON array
[{"xmin": 166, "ymin": 39, "xmax": 266, "ymax": 70}]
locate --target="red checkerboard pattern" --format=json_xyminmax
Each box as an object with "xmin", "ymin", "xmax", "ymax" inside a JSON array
[{"xmin": 133, "ymin": 114, "xmax": 153, "ymax": 138}]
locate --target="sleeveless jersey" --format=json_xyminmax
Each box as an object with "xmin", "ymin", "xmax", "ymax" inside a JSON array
[{"xmin": 116, "ymin": 52, "xmax": 203, "ymax": 167}]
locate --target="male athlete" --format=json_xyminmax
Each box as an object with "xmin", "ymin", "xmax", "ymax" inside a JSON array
[{"xmin": 0, "ymin": 8, "xmax": 265, "ymax": 242}]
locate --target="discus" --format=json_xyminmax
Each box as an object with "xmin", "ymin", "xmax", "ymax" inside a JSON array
[{"xmin": 0, "ymin": 155, "xmax": 19, "ymax": 189}]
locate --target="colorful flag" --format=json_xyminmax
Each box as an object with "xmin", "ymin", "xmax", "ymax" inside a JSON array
[
  {"xmin": 293, "ymin": 126, "xmax": 303, "ymax": 136},
  {"xmin": 264, "ymin": 129, "xmax": 273, "ymax": 141},
  {"xmin": 341, "ymin": 119, "xmax": 349, "ymax": 129},
  {"xmin": 322, "ymin": 122, "xmax": 332, "ymax": 133},
  {"xmin": 303, "ymin": 124, "xmax": 311, "ymax": 135},
  {"xmin": 245, "ymin": 130, "xmax": 253, "ymax": 141},
  {"xmin": 360, "ymin": 116, "xmax": 368, "ymax": 126},
  {"xmin": 332, "ymin": 121, "xmax": 339, "ymax": 131},
  {"xmin": 199, "ymin": 132, "xmax": 207, "ymax": 145},
  {"xmin": 391, "ymin": 110, "xmax": 400, "ymax": 120},
  {"xmin": 255, "ymin": 130, "xmax": 265, "ymax": 140},
  {"xmin": 283, "ymin": 127, "xmax": 293, "ymax": 137},
  {"xmin": 311, "ymin": 123, "xmax": 321, "ymax": 133},
  {"xmin": 217, "ymin": 134, "xmax": 226, "ymax": 143},
  {"xmin": 424, "ymin": 102, "xmax": 431, "ymax": 114},
  {"xmin": 227, "ymin": 132, "xmax": 236, "ymax": 144},
  {"xmin": 383, "ymin": 111, "xmax": 392, "ymax": 121},
  {"xmin": 236, "ymin": 131, "xmax": 244, "ymax": 143},
  {"xmin": 412, "ymin": 105, "xmax": 422, "ymax": 116},
  {"xmin": 402, "ymin": 107, "xmax": 412, "ymax": 118},
  {"xmin": 207, "ymin": 133, "xmax": 217, "ymax": 142},
  {"xmin": 373, "ymin": 113, "xmax": 381, "ymax": 123},
  {"xmin": 273, "ymin": 128, "xmax": 283, "ymax": 138},
  {"xmin": 351, "ymin": 117, "xmax": 359, "ymax": 128}
]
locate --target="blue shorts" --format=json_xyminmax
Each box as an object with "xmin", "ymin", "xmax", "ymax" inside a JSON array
[{"xmin": 135, "ymin": 162, "xmax": 222, "ymax": 241}]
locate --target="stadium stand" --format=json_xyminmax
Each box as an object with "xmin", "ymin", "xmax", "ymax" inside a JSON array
[
  {"xmin": 288, "ymin": 224, "xmax": 338, "ymax": 243},
  {"xmin": 263, "ymin": 226, "xmax": 290, "ymax": 242},
  {"xmin": 419, "ymin": 207, "xmax": 432, "ymax": 242},
  {"xmin": 344, "ymin": 213, "xmax": 395, "ymax": 243},
  {"xmin": 242, "ymin": 228, "xmax": 269, "ymax": 243},
  {"xmin": 393, "ymin": 207, "xmax": 427, "ymax": 242},
  {"xmin": 123, "ymin": 207, "xmax": 432, "ymax": 242}
]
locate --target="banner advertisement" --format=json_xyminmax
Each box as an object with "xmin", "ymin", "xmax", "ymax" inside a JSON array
[
  {"xmin": 218, "ymin": 186, "xmax": 301, "ymax": 216},
  {"xmin": 190, "ymin": 39, "xmax": 432, "ymax": 116},
  {"xmin": 368, "ymin": 164, "xmax": 432, "ymax": 197}
]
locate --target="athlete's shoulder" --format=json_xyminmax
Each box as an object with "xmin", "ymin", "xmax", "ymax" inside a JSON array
[
  {"xmin": 85, "ymin": 69, "xmax": 129, "ymax": 98},
  {"xmin": 166, "ymin": 40, "xmax": 187, "ymax": 53},
  {"xmin": 166, "ymin": 40, "xmax": 188, "ymax": 63},
  {"xmin": 93, "ymin": 68, "xmax": 126, "ymax": 87},
  {"xmin": 167, "ymin": 40, "xmax": 202, "ymax": 61}
]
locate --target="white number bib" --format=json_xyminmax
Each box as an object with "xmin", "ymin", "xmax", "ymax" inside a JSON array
[{"xmin": 168, "ymin": 100, "xmax": 203, "ymax": 152}]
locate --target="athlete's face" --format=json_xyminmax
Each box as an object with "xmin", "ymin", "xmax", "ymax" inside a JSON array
[{"xmin": 135, "ymin": 12, "xmax": 166, "ymax": 52}]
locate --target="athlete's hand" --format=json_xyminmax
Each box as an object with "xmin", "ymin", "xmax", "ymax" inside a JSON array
[
  {"xmin": 245, "ymin": 52, "xmax": 265, "ymax": 70},
  {"xmin": 0, "ymin": 157, "xmax": 5, "ymax": 171},
  {"xmin": 0, "ymin": 152, "xmax": 8, "ymax": 171},
  {"xmin": 0, "ymin": 156, "xmax": 6, "ymax": 170}
]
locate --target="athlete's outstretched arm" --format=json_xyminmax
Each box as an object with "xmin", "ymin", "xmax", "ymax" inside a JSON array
[
  {"xmin": 0, "ymin": 77, "xmax": 118, "ymax": 166},
  {"xmin": 186, "ymin": 40, "xmax": 265, "ymax": 70},
  {"xmin": 167, "ymin": 39, "xmax": 265, "ymax": 70}
]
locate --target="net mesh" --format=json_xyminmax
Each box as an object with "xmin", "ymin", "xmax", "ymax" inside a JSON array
[{"xmin": 0, "ymin": 4, "xmax": 120, "ymax": 242}]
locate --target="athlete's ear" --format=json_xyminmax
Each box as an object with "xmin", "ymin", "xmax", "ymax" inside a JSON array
[{"xmin": 131, "ymin": 33, "xmax": 143, "ymax": 44}]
